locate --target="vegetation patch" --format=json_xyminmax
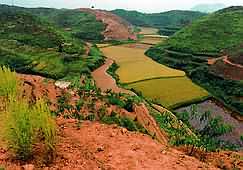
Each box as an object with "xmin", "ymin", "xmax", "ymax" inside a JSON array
[
  {"xmin": 0, "ymin": 67, "xmax": 56, "ymax": 161},
  {"xmin": 0, "ymin": 5, "xmax": 105, "ymax": 80}
]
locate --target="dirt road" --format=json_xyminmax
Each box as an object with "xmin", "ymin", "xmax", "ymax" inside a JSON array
[{"xmin": 92, "ymin": 58, "xmax": 134, "ymax": 95}]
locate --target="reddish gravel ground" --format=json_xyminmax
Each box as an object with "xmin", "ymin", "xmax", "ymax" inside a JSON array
[{"xmin": 0, "ymin": 119, "xmax": 217, "ymax": 170}]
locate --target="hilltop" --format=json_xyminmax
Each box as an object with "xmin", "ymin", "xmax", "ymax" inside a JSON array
[
  {"xmin": 191, "ymin": 3, "xmax": 226, "ymax": 13},
  {"xmin": 80, "ymin": 8, "xmax": 137, "ymax": 40},
  {"xmin": 112, "ymin": 9, "xmax": 206, "ymax": 35},
  {"xmin": 146, "ymin": 6, "xmax": 243, "ymax": 114}
]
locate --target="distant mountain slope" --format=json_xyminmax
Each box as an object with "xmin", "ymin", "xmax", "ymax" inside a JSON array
[
  {"xmin": 8, "ymin": 6, "xmax": 106, "ymax": 41},
  {"xmin": 0, "ymin": 5, "xmax": 105, "ymax": 79},
  {"xmin": 146, "ymin": 6, "xmax": 243, "ymax": 114},
  {"xmin": 80, "ymin": 8, "xmax": 136, "ymax": 40},
  {"xmin": 112, "ymin": 9, "xmax": 206, "ymax": 36},
  {"xmin": 191, "ymin": 3, "xmax": 226, "ymax": 13}
]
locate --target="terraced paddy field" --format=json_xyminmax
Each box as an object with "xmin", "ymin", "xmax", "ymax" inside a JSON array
[
  {"xmin": 139, "ymin": 27, "xmax": 159, "ymax": 35},
  {"xmin": 128, "ymin": 77, "xmax": 209, "ymax": 108},
  {"xmin": 100, "ymin": 45, "xmax": 209, "ymax": 109},
  {"xmin": 101, "ymin": 45, "xmax": 185, "ymax": 84},
  {"xmin": 140, "ymin": 37, "xmax": 166, "ymax": 45}
]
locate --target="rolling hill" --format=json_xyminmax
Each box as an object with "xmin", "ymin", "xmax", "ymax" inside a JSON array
[
  {"xmin": 0, "ymin": 5, "xmax": 105, "ymax": 79},
  {"xmin": 146, "ymin": 6, "xmax": 243, "ymax": 114},
  {"xmin": 112, "ymin": 9, "xmax": 206, "ymax": 36}
]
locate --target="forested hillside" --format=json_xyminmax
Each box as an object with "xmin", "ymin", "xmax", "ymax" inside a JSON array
[{"xmin": 0, "ymin": 5, "xmax": 105, "ymax": 80}]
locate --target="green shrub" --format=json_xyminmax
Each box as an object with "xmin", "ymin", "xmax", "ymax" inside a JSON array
[
  {"xmin": 0, "ymin": 67, "xmax": 56, "ymax": 161},
  {"xmin": 3, "ymin": 96, "xmax": 34, "ymax": 160},
  {"xmin": 33, "ymin": 99, "xmax": 56, "ymax": 158},
  {"xmin": 0, "ymin": 66, "xmax": 17, "ymax": 97}
]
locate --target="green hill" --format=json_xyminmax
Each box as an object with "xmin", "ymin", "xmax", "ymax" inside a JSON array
[
  {"xmin": 146, "ymin": 6, "xmax": 243, "ymax": 115},
  {"xmin": 167, "ymin": 6, "xmax": 243, "ymax": 56},
  {"xmin": 0, "ymin": 5, "xmax": 105, "ymax": 80},
  {"xmin": 112, "ymin": 9, "xmax": 206, "ymax": 36}
]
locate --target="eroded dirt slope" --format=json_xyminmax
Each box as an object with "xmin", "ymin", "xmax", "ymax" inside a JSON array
[{"xmin": 79, "ymin": 8, "xmax": 137, "ymax": 40}]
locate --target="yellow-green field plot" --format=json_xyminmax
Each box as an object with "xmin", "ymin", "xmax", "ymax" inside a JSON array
[
  {"xmin": 140, "ymin": 37, "xmax": 165, "ymax": 45},
  {"xmin": 139, "ymin": 27, "xmax": 159, "ymax": 35},
  {"xmin": 128, "ymin": 77, "xmax": 209, "ymax": 108},
  {"xmin": 96, "ymin": 43, "xmax": 111, "ymax": 48},
  {"xmin": 101, "ymin": 46, "xmax": 185, "ymax": 84}
]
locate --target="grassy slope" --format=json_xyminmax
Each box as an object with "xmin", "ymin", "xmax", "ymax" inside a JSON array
[
  {"xmin": 168, "ymin": 6, "xmax": 243, "ymax": 55},
  {"xmin": 146, "ymin": 6, "xmax": 243, "ymax": 114},
  {"xmin": 112, "ymin": 9, "xmax": 206, "ymax": 35},
  {"xmin": 0, "ymin": 5, "xmax": 105, "ymax": 80}
]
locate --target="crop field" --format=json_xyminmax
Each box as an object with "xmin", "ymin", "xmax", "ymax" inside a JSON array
[
  {"xmin": 96, "ymin": 44, "xmax": 111, "ymax": 48},
  {"xmin": 128, "ymin": 77, "xmax": 209, "ymax": 108},
  {"xmin": 140, "ymin": 37, "xmax": 165, "ymax": 45},
  {"xmin": 101, "ymin": 46, "xmax": 185, "ymax": 83},
  {"xmin": 139, "ymin": 27, "xmax": 159, "ymax": 35}
]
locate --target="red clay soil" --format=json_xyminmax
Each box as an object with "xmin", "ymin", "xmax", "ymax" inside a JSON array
[
  {"xmin": 0, "ymin": 118, "xmax": 218, "ymax": 170},
  {"xmin": 133, "ymin": 103, "xmax": 167, "ymax": 144},
  {"xmin": 79, "ymin": 8, "xmax": 137, "ymax": 41},
  {"xmin": 92, "ymin": 59, "xmax": 134, "ymax": 95},
  {"xmin": 17, "ymin": 74, "xmax": 62, "ymax": 110}
]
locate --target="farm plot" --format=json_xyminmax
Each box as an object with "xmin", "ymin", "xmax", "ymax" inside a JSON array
[
  {"xmin": 128, "ymin": 77, "xmax": 209, "ymax": 109},
  {"xmin": 140, "ymin": 37, "xmax": 165, "ymax": 45},
  {"xmin": 139, "ymin": 27, "xmax": 159, "ymax": 35},
  {"xmin": 101, "ymin": 46, "xmax": 185, "ymax": 84}
]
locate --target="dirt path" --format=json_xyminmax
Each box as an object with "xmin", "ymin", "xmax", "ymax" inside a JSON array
[
  {"xmin": 208, "ymin": 55, "xmax": 243, "ymax": 69},
  {"xmin": 208, "ymin": 56, "xmax": 225, "ymax": 65},
  {"xmin": 223, "ymin": 56, "xmax": 243, "ymax": 69},
  {"xmin": 92, "ymin": 59, "xmax": 134, "ymax": 95}
]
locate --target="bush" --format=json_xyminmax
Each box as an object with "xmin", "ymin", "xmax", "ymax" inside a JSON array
[
  {"xmin": 0, "ymin": 67, "xmax": 56, "ymax": 161},
  {"xmin": 0, "ymin": 66, "xmax": 17, "ymax": 97},
  {"xmin": 33, "ymin": 99, "xmax": 56, "ymax": 160},
  {"xmin": 3, "ymin": 97, "xmax": 34, "ymax": 160}
]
